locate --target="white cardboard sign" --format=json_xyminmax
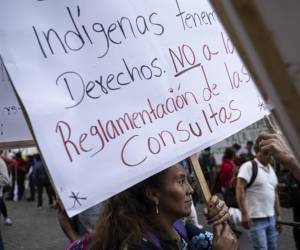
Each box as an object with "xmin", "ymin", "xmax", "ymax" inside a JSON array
[
  {"xmin": 0, "ymin": 58, "xmax": 33, "ymax": 146},
  {"xmin": 0, "ymin": 0, "xmax": 268, "ymax": 216}
]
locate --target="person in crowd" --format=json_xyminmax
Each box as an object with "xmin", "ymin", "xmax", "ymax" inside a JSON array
[
  {"xmin": 256, "ymin": 116, "xmax": 300, "ymax": 249},
  {"xmin": 66, "ymin": 163, "xmax": 238, "ymax": 250},
  {"xmin": 0, "ymin": 152, "xmax": 12, "ymax": 225},
  {"xmin": 32, "ymin": 154, "xmax": 54, "ymax": 208},
  {"xmin": 219, "ymin": 147, "xmax": 236, "ymax": 192},
  {"xmin": 236, "ymin": 143, "xmax": 281, "ymax": 250},
  {"xmin": 26, "ymin": 155, "xmax": 36, "ymax": 201},
  {"xmin": 232, "ymin": 143, "xmax": 248, "ymax": 167},
  {"xmin": 6, "ymin": 152, "xmax": 27, "ymax": 201},
  {"xmin": 232, "ymin": 143, "xmax": 241, "ymax": 153},
  {"xmin": 0, "ymin": 156, "xmax": 10, "ymax": 249},
  {"xmin": 237, "ymin": 141, "xmax": 255, "ymax": 160},
  {"xmin": 5, "ymin": 154, "xmax": 17, "ymax": 201},
  {"xmin": 0, "ymin": 153, "xmax": 16, "ymax": 177},
  {"xmin": 13, "ymin": 152, "xmax": 27, "ymax": 201},
  {"xmin": 198, "ymin": 147, "xmax": 217, "ymax": 189}
]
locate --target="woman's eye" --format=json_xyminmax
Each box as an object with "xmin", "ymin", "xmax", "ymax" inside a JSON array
[{"xmin": 179, "ymin": 179, "xmax": 185, "ymax": 184}]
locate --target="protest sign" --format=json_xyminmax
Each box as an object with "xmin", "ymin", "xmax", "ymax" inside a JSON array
[
  {"xmin": 0, "ymin": 0, "xmax": 268, "ymax": 216},
  {"xmin": 0, "ymin": 58, "xmax": 33, "ymax": 148}
]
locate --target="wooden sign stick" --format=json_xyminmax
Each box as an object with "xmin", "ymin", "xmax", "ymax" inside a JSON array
[
  {"xmin": 188, "ymin": 154, "xmax": 239, "ymax": 249},
  {"xmin": 188, "ymin": 154, "xmax": 211, "ymax": 203}
]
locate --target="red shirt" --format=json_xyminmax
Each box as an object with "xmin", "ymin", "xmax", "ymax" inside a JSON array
[{"xmin": 219, "ymin": 159, "xmax": 234, "ymax": 188}]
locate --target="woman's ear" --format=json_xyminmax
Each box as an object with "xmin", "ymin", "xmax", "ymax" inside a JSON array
[{"xmin": 145, "ymin": 187, "xmax": 160, "ymax": 205}]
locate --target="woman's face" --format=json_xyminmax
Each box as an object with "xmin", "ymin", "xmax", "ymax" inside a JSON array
[{"xmin": 157, "ymin": 164, "xmax": 194, "ymax": 219}]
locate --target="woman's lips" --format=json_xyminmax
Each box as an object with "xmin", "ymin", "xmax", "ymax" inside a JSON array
[{"xmin": 185, "ymin": 199, "xmax": 192, "ymax": 205}]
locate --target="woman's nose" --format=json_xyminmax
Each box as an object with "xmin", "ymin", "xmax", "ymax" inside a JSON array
[{"xmin": 187, "ymin": 182, "xmax": 194, "ymax": 194}]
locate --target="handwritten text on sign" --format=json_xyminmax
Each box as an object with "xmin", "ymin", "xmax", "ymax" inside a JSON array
[
  {"xmin": 0, "ymin": 59, "xmax": 32, "ymax": 145},
  {"xmin": 0, "ymin": 0, "xmax": 267, "ymax": 216}
]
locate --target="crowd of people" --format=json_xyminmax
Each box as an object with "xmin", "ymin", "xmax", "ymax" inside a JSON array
[
  {"xmin": 0, "ymin": 151, "xmax": 55, "ymax": 207},
  {"xmin": 0, "ymin": 119, "xmax": 300, "ymax": 250},
  {"xmin": 0, "ymin": 150, "xmax": 56, "ymax": 249}
]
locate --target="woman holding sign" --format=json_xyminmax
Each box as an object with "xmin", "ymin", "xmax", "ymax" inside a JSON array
[{"xmin": 67, "ymin": 164, "xmax": 238, "ymax": 250}]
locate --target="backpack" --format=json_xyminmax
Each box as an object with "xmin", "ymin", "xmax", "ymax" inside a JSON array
[{"xmin": 223, "ymin": 160, "xmax": 258, "ymax": 208}]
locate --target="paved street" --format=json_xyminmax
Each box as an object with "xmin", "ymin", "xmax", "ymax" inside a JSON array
[
  {"xmin": 0, "ymin": 197, "xmax": 297, "ymax": 250},
  {"xmin": 2, "ymin": 199, "xmax": 67, "ymax": 250}
]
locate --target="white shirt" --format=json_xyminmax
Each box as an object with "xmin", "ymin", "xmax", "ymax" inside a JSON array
[
  {"xmin": 0, "ymin": 158, "xmax": 9, "ymax": 198},
  {"xmin": 238, "ymin": 158, "xmax": 278, "ymax": 218}
]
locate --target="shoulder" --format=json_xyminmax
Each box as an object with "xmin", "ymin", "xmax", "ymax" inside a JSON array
[
  {"xmin": 240, "ymin": 160, "xmax": 253, "ymax": 169},
  {"xmin": 237, "ymin": 161, "xmax": 253, "ymax": 182}
]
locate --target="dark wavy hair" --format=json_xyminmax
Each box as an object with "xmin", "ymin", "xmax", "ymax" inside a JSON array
[{"xmin": 91, "ymin": 168, "xmax": 170, "ymax": 250}]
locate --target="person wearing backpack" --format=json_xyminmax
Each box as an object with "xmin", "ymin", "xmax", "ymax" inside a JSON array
[{"xmin": 236, "ymin": 144, "xmax": 281, "ymax": 250}]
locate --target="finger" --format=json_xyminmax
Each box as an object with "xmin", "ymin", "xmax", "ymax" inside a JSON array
[
  {"xmin": 256, "ymin": 133, "xmax": 274, "ymax": 147},
  {"xmin": 207, "ymin": 196, "xmax": 221, "ymax": 218},
  {"xmin": 209, "ymin": 195, "xmax": 218, "ymax": 206},
  {"xmin": 208, "ymin": 206, "xmax": 228, "ymax": 223},
  {"xmin": 259, "ymin": 138, "xmax": 277, "ymax": 147},
  {"xmin": 203, "ymin": 207, "xmax": 208, "ymax": 217},
  {"xmin": 210, "ymin": 212, "xmax": 229, "ymax": 225},
  {"xmin": 207, "ymin": 207, "xmax": 223, "ymax": 220},
  {"xmin": 208, "ymin": 207, "xmax": 229, "ymax": 224},
  {"xmin": 213, "ymin": 223, "xmax": 222, "ymax": 237},
  {"xmin": 264, "ymin": 115, "xmax": 276, "ymax": 133},
  {"xmin": 259, "ymin": 144, "xmax": 276, "ymax": 155}
]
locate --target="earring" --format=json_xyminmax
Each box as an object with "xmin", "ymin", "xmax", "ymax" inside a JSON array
[{"xmin": 155, "ymin": 201, "xmax": 159, "ymax": 215}]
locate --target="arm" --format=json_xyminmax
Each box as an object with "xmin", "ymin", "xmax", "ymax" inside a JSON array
[
  {"xmin": 282, "ymin": 156, "xmax": 300, "ymax": 182},
  {"xmin": 236, "ymin": 178, "xmax": 251, "ymax": 229},
  {"xmin": 274, "ymin": 190, "xmax": 281, "ymax": 219},
  {"xmin": 274, "ymin": 190, "xmax": 282, "ymax": 233},
  {"xmin": 57, "ymin": 203, "xmax": 80, "ymax": 241}
]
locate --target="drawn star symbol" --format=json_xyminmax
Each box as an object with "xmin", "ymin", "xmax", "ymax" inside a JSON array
[
  {"xmin": 257, "ymin": 98, "xmax": 266, "ymax": 111},
  {"xmin": 69, "ymin": 192, "xmax": 87, "ymax": 208}
]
